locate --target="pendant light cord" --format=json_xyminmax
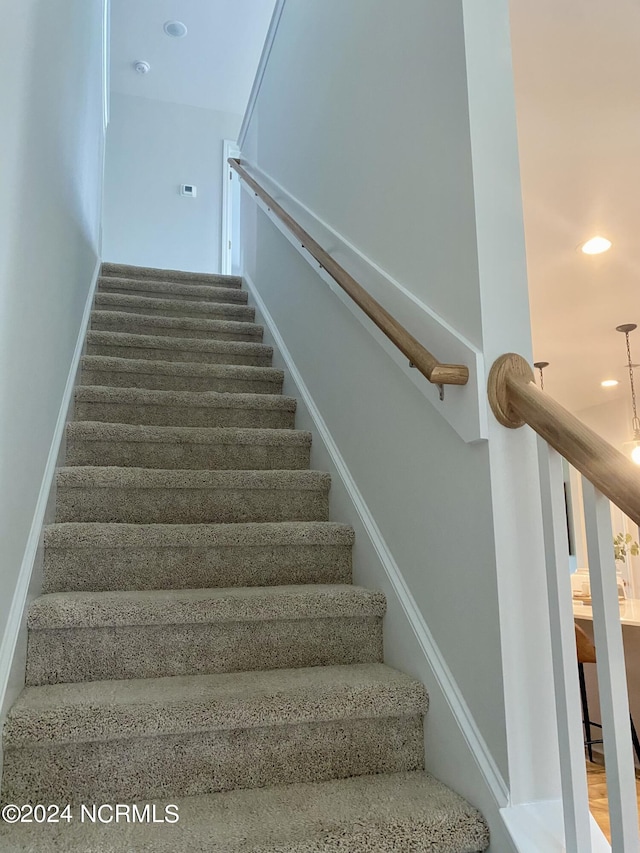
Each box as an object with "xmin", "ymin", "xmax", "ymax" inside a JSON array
[{"xmin": 624, "ymin": 330, "xmax": 640, "ymax": 433}]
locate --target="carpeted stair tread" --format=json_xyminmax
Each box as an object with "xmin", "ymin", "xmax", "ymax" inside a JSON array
[
  {"xmin": 65, "ymin": 422, "xmax": 312, "ymax": 470},
  {"xmin": 98, "ymin": 276, "xmax": 249, "ymax": 303},
  {"xmin": 56, "ymin": 466, "xmax": 330, "ymax": 490},
  {"xmin": 27, "ymin": 584, "xmax": 385, "ymax": 630},
  {"xmin": 66, "ymin": 422, "xmax": 310, "ymax": 446},
  {"xmin": 74, "ymin": 386, "xmax": 297, "ymax": 428},
  {"xmin": 0, "ymin": 773, "xmax": 490, "ymax": 852},
  {"xmin": 42, "ymin": 521, "xmax": 355, "ymax": 592},
  {"xmin": 81, "ymin": 355, "xmax": 284, "ymax": 394},
  {"xmin": 5, "ymin": 663, "xmax": 424, "ymax": 746},
  {"xmin": 75, "ymin": 386, "xmax": 295, "ymax": 410},
  {"xmin": 101, "ymin": 262, "xmax": 242, "ymax": 288},
  {"xmin": 6, "ymin": 662, "xmax": 420, "ymax": 800},
  {"xmin": 55, "ymin": 467, "xmax": 331, "ymax": 524},
  {"xmin": 24, "ymin": 585, "xmax": 383, "ymax": 684},
  {"xmin": 4, "ymin": 668, "xmax": 425, "ymax": 804},
  {"xmin": 85, "ymin": 330, "xmax": 273, "ymax": 365},
  {"xmin": 82, "ymin": 355, "xmax": 282, "ymax": 381},
  {"xmin": 44, "ymin": 520, "xmax": 355, "ymax": 549},
  {"xmin": 94, "ymin": 292, "xmax": 255, "ymax": 322},
  {"xmin": 91, "ymin": 309, "xmax": 264, "ymax": 341}
]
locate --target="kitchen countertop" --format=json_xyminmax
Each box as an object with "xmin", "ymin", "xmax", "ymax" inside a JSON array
[{"xmin": 573, "ymin": 597, "xmax": 640, "ymax": 627}]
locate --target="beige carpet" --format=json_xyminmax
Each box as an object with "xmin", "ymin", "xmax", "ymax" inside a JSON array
[{"xmin": 0, "ymin": 263, "xmax": 489, "ymax": 852}]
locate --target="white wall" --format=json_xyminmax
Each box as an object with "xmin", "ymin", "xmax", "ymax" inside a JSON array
[
  {"xmin": 240, "ymin": 0, "xmax": 559, "ymax": 844},
  {"xmin": 0, "ymin": 0, "xmax": 106, "ymax": 708},
  {"xmin": 243, "ymin": 0, "xmax": 482, "ymax": 347},
  {"xmin": 102, "ymin": 93, "xmax": 241, "ymax": 273}
]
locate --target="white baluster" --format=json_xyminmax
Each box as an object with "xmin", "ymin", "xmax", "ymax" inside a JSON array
[
  {"xmin": 582, "ymin": 479, "xmax": 640, "ymax": 852},
  {"xmin": 538, "ymin": 439, "xmax": 593, "ymax": 852}
]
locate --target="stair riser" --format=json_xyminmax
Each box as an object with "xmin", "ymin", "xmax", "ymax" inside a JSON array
[
  {"xmin": 91, "ymin": 313, "xmax": 262, "ymax": 342},
  {"xmin": 99, "ymin": 280, "xmax": 248, "ymax": 304},
  {"xmin": 2, "ymin": 715, "xmax": 422, "ymax": 803},
  {"xmin": 55, "ymin": 486, "xmax": 329, "ymax": 524},
  {"xmin": 65, "ymin": 440, "xmax": 311, "ymax": 471},
  {"xmin": 80, "ymin": 368, "xmax": 283, "ymax": 395},
  {"xmin": 86, "ymin": 343, "xmax": 272, "ymax": 367},
  {"xmin": 26, "ymin": 617, "xmax": 382, "ymax": 684},
  {"xmin": 42, "ymin": 545, "xmax": 352, "ymax": 593},
  {"xmin": 94, "ymin": 298, "xmax": 254, "ymax": 323},
  {"xmin": 74, "ymin": 401, "xmax": 296, "ymax": 429},
  {"xmin": 101, "ymin": 264, "xmax": 242, "ymax": 288}
]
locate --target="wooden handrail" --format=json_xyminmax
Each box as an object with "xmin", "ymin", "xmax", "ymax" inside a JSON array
[
  {"xmin": 228, "ymin": 158, "xmax": 469, "ymax": 387},
  {"xmin": 488, "ymin": 353, "xmax": 640, "ymax": 526}
]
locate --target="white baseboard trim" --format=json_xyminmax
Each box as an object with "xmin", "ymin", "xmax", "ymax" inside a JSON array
[
  {"xmin": 0, "ymin": 257, "xmax": 102, "ymax": 717},
  {"xmin": 238, "ymin": 164, "xmax": 487, "ymax": 444},
  {"xmin": 243, "ymin": 269, "xmax": 509, "ymax": 808}
]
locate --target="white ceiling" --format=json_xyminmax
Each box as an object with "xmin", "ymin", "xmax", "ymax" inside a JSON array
[
  {"xmin": 509, "ymin": 0, "xmax": 640, "ymax": 415},
  {"xmin": 109, "ymin": 0, "xmax": 276, "ymax": 116}
]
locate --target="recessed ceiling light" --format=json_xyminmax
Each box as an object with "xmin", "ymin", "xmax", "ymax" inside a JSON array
[
  {"xmin": 164, "ymin": 20, "xmax": 187, "ymax": 38},
  {"xmin": 581, "ymin": 236, "xmax": 612, "ymax": 255},
  {"xmin": 601, "ymin": 379, "xmax": 619, "ymax": 387}
]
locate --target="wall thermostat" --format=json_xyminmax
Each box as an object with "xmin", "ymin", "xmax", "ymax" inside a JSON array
[{"xmin": 180, "ymin": 184, "xmax": 197, "ymax": 197}]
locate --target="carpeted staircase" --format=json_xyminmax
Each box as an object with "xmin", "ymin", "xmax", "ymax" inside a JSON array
[{"xmin": 0, "ymin": 264, "xmax": 490, "ymax": 851}]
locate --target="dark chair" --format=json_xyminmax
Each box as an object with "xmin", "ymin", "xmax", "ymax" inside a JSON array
[{"xmin": 575, "ymin": 622, "xmax": 640, "ymax": 765}]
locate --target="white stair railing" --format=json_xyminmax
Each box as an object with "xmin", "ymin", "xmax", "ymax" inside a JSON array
[
  {"xmin": 538, "ymin": 441, "xmax": 594, "ymax": 852},
  {"xmin": 582, "ymin": 481, "xmax": 639, "ymax": 850},
  {"xmin": 490, "ymin": 353, "xmax": 640, "ymax": 852}
]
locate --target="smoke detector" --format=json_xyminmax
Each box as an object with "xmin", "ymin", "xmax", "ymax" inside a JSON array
[
  {"xmin": 164, "ymin": 21, "xmax": 188, "ymax": 38},
  {"xmin": 133, "ymin": 60, "xmax": 150, "ymax": 74}
]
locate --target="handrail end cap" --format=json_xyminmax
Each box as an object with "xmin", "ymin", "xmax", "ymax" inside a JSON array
[
  {"xmin": 488, "ymin": 353, "xmax": 534, "ymax": 428},
  {"xmin": 429, "ymin": 364, "xmax": 469, "ymax": 386}
]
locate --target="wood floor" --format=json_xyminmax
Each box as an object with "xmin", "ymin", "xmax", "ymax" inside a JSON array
[{"xmin": 587, "ymin": 760, "xmax": 640, "ymax": 841}]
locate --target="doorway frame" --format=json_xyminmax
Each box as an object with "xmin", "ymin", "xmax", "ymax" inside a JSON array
[{"xmin": 221, "ymin": 139, "xmax": 241, "ymax": 275}]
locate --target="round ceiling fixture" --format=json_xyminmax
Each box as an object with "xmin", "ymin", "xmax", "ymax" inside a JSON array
[
  {"xmin": 133, "ymin": 60, "xmax": 150, "ymax": 74},
  {"xmin": 533, "ymin": 361, "xmax": 549, "ymax": 391},
  {"xmin": 164, "ymin": 20, "xmax": 188, "ymax": 38},
  {"xmin": 580, "ymin": 236, "xmax": 612, "ymax": 255},
  {"xmin": 601, "ymin": 379, "xmax": 619, "ymax": 387}
]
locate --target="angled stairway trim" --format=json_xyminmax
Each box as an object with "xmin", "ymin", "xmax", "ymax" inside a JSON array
[
  {"xmin": 237, "ymin": 0, "xmax": 288, "ymax": 150},
  {"xmin": 0, "ymin": 258, "xmax": 102, "ymax": 724},
  {"xmin": 244, "ymin": 269, "xmax": 509, "ymax": 809},
  {"xmin": 500, "ymin": 799, "xmax": 611, "ymax": 853},
  {"xmin": 239, "ymin": 164, "xmax": 488, "ymax": 444}
]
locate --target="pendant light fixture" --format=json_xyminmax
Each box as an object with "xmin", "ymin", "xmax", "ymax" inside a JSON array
[
  {"xmin": 534, "ymin": 361, "xmax": 549, "ymax": 391},
  {"xmin": 616, "ymin": 323, "xmax": 640, "ymax": 465}
]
